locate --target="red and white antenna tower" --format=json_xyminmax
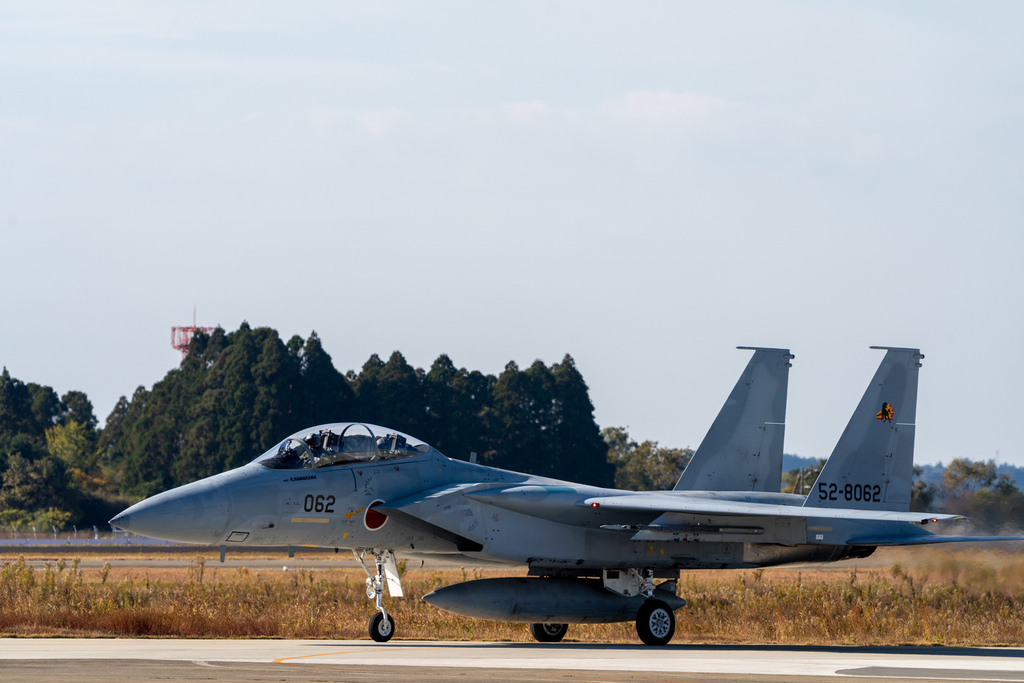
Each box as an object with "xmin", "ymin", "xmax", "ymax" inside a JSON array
[{"xmin": 171, "ymin": 307, "xmax": 216, "ymax": 359}]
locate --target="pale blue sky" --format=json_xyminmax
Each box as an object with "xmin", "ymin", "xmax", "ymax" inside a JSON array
[{"xmin": 2, "ymin": 2, "xmax": 1022, "ymax": 466}]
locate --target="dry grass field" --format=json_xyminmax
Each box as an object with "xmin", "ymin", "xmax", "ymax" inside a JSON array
[{"xmin": 2, "ymin": 546, "xmax": 1023, "ymax": 645}]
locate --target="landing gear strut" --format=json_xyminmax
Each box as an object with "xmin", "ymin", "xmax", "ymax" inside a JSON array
[
  {"xmin": 529, "ymin": 622, "xmax": 568, "ymax": 642},
  {"xmin": 601, "ymin": 567, "xmax": 678, "ymax": 645},
  {"xmin": 355, "ymin": 549, "xmax": 402, "ymax": 642}
]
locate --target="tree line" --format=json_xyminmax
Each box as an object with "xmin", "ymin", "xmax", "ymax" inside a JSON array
[
  {"xmin": 1, "ymin": 323, "xmax": 614, "ymax": 527},
  {"xmin": 0, "ymin": 366, "xmax": 109, "ymax": 530}
]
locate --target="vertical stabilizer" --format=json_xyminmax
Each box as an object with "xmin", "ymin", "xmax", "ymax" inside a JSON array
[
  {"xmin": 804, "ymin": 347, "xmax": 924, "ymax": 511},
  {"xmin": 674, "ymin": 347, "xmax": 793, "ymax": 492}
]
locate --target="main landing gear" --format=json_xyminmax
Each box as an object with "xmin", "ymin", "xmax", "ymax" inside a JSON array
[
  {"xmin": 523, "ymin": 569, "xmax": 680, "ymax": 646},
  {"xmin": 526, "ymin": 597, "xmax": 677, "ymax": 646},
  {"xmin": 355, "ymin": 549, "xmax": 403, "ymax": 643},
  {"xmin": 636, "ymin": 599, "xmax": 675, "ymax": 646},
  {"xmin": 527, "ymin": 602, "xmax": 676, "ymax": 646},
  {"xmin": 605, "ymin": 567, "xmax": 678, "ymax": 646},
  {"xmin": 529, "ymin": 622, "xmax": 569, "ymax": 642}
]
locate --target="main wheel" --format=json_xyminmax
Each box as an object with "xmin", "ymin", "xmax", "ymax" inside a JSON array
[
  {"xmin": 369, "ymin": 611, "xmax": 395, "ymax": 642},
  {"xmin": 636, "ymin": 599, "xmax": 674, "ymax": 646},
  {"xmin": 529, "ymin": 622, "xmax": 568, "ymax": 643}
]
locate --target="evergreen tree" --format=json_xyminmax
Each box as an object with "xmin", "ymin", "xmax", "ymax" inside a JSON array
[
  {"xmin": 485, "ymin": 360, "xmax": 555, "ymax": 475},
  {"xmin": 352, "ymin": 352, "xmax": 424, "ymax": 434},
  {"xmin": 422, "ymin": 354, "xmax": 493, "ymax": 460},
  {"xmin": 60, "ymin": 391, "xmax": 97, "ymax": 430},
  {"xmin": 117, "ymin": 383, "xmax": 176, "ymax": 495},
  {"xmin": 351, "ymin": 353, "xmax": 386, "ymax": 422},
  {"xmin": 249, "ymin": 328, "xmax": 300, "ymax": 454},
  {"xmin": 27, "ymin": 383, "xmax": 63, "ymax": 435},
  {"xmin": 0, "ymin": 368, "xmax": 35, "ymax": 441},
  {"xmin": 218, "ymin": 322, "xmax": 261, "ymax": 468},
  {"xmin": 550, "ymin": 355, "xmax": 614, "ymax": 486},
  {"xmin": 96, "ymin": 395, "xmax": 131, "ymax": 471},
  {"xmin": 297, "ymin": 332, "xmax": 354, "ymax": 427}
]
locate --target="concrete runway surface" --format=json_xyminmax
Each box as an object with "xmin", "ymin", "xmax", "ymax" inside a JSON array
[{"xmin": 2, "ymin": 639, "xmax": 1024, "ymax": 682}]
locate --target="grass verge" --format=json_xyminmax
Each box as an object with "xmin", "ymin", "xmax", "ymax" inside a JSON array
[{"xmin": 2, "ymin": 547, "xmax": 1023, "ymax": 645}]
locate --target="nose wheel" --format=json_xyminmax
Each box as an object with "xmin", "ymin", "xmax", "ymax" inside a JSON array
[
  {"xmin": 355, "ymin": 549, "xmax": 403, "ymax": 643},
  {"xmin": 369, "ymin": 610, "xmax": 395, "ymax": 642}
]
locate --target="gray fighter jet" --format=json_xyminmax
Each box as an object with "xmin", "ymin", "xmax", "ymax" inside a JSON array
[{"xmin": 110, "ymin": 347, "xmax": 1023, "ymax": 645}]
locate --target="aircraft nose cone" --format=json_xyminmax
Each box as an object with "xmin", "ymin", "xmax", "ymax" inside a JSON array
[{"xmin": 112, "ymin": 478, "xmax": 230, "ymax": 544}]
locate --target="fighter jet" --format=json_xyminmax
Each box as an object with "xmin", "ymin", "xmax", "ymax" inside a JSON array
[{"xmin": 110, "ymin": 347, "xmax": 1023, "ymax": 646}]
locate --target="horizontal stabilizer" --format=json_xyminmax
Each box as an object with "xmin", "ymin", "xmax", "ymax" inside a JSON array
[{"xmin": 845, "ymin": 534, "xmax": 1024, "ymax": 546}]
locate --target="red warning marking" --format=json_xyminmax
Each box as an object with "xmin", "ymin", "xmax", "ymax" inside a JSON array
[{"xmin": 364, "ymin": 500, "xmax": 388, "ymax": 530}]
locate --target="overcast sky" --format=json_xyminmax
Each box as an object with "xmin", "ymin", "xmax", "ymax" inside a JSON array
[{"xmin": 2, "ymin": 2, "xmax": 1022, "ymax": 467}]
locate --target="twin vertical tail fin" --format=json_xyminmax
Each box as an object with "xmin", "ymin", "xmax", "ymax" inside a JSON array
[
  {"xmin": 804, "ymin": 347, "xmax": 924, "ymax": 511},
  {"xmin": 674, "ymin": 347, "xmax": 793, "ymax": 492}
]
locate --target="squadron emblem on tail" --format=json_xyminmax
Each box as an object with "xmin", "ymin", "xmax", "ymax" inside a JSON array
[{"xmin": 876, "ymin": 402, "xmax": 894, "ymax": 422}]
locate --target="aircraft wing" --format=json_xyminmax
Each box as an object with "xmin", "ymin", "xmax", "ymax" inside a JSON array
[
  {"xmin": 378, "ymin": 483, "xmax": 1024, "ymax": 551},
  {"xmin": 379, "ymin": 483, "xmax": 481, "ymax": 510},
  {"xmin": 578, "ymin": 493, "xmax": 960, "ymax": 524},
  {"xmin": 377, "ymin": 483, "xmax": 488, "ymax": 552}
]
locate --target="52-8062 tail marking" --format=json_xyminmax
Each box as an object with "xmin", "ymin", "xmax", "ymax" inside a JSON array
[{"xmin": 818, "ymin": 482, "xmax": 882, "ymax": 503}]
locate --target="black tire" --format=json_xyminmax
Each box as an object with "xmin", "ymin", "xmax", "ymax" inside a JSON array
[
  {"xmin": 529, "ymin": 622, "xmax": 569, "ymax": 643},
  {"xmin": 369, "ymin": 611, "xmax": 395, "ymax": 642},
  {"xmin": 636, "ymin": 599, "xmax": 674, "ymax": 646}
]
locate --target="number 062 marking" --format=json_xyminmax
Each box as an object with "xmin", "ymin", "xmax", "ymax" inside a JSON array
[{"xmin": 303, "ymin": 494, "xmax": 335, "ymax": 513}]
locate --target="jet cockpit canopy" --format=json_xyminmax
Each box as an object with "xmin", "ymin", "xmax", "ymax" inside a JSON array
[{"xmin": 255, "ymin": 423, "xmax": 433, "ymax": 471}]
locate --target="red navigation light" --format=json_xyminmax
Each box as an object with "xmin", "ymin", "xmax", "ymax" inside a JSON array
[{"xmin": 591, "ymin": 502, "xmax": 600, "ymax": 508}]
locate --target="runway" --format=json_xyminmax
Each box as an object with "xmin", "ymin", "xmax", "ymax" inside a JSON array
[{"xmin": 2, "ymin": 638, "xmax": 1023, "ymax": 682}]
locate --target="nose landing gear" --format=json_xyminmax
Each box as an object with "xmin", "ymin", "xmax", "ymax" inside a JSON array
[
  {"xmin": 368, "ymin": 610, "xmax": 394, "ymax": 642},
  {"xmin": 355, "ymin": 549, "xmax": 403, "ymax": 643}
]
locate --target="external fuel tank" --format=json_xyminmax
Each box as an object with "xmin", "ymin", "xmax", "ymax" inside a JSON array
[{"xmin": 422, "ymin": 576, "xmax": 685, "ymax": 624}]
